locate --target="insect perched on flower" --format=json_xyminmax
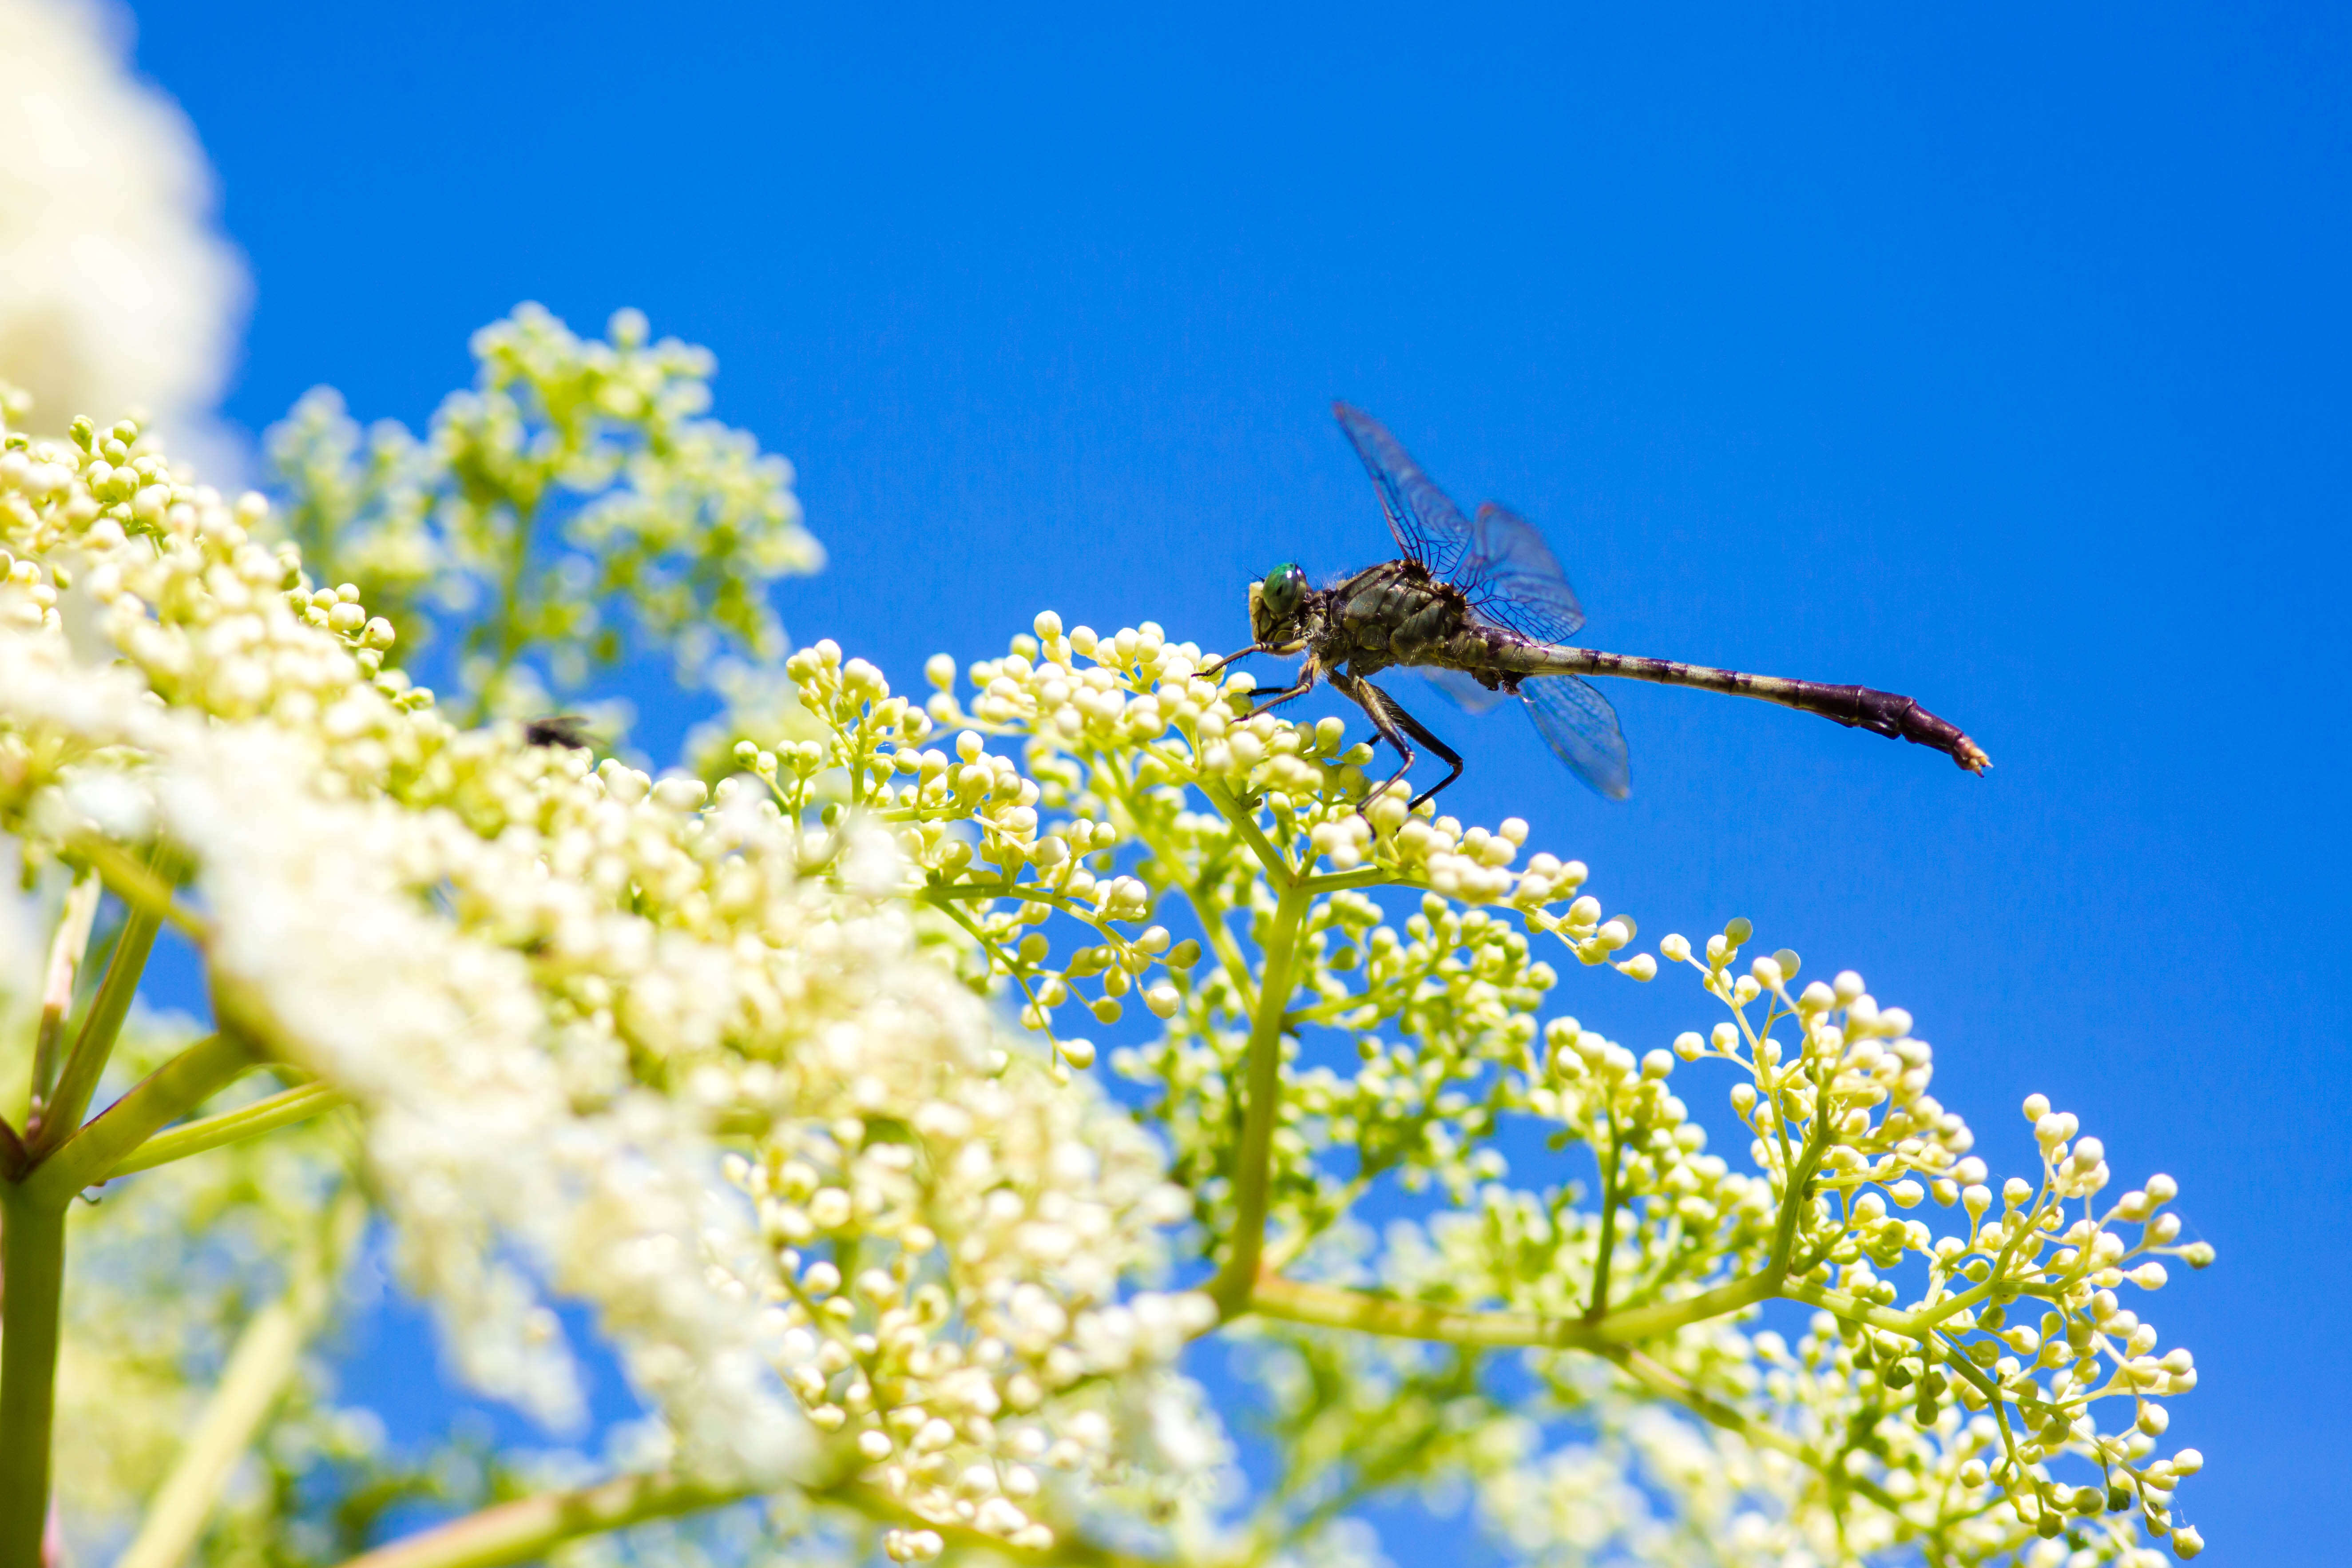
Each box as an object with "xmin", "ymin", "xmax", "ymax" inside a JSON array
[{"xmin": 1211, "ymin": 404, "xmax": 1990, "ymax": 803}]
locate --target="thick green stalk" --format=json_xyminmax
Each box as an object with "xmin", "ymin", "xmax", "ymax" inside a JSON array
[
  {"xmin": 0, "ymin": 1189, "xmax": 67, "ymax": 1568},
  {"xmin": 33, "ymin": 862, "xmax": 172, "ymax": 1156},
  {"xmin": 28, "ymin": 873, "xmax": 102, "ymax": 1121},
  {"xmin": 118, "ymin": 1190, "xmax": 365, "ymax": 1568},
  {"xmin": 331, "ymin": 1472, "xmax": 749, "ymax": 1568},
  {"xmin": 1211, "ymin": 877, "xmax": 1313, "ymax": 1317},
  {"xmin": 29, "ymin": 1033, "xmax": 255, "ymax": 1205},
  {"xmin": 103, "ymin": 1081, "xmax": 345, "ymax": 1182}
]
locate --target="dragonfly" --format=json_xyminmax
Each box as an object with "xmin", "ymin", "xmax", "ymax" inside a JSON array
[{"xmin": 1205, "ymin": 403, "xmax": 1990, "ymax": 807}]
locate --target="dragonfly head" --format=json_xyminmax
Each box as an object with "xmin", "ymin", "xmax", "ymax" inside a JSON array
[{"xmin": 1249, "ymin": 561, "xmax": 1312, "ymax": 648}]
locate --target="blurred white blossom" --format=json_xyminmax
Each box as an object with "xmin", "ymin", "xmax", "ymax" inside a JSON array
[{"xmin": 0, "ymin": 0, "xmax": 245, "ymax": 444}]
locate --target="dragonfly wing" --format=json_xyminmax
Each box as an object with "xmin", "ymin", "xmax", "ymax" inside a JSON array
[
  {"xmin": 1333, "ymin": 403, "xmax": 1473, "ymax": 577},
  {"xmin": 1523, "ymin": 675, "xmax": 1630, "ymax": 800},
  {"xmin": 1456, "ymin": 501, "xmax": 1586, "ymax": 645},
  {"xmin": 1416, "ymin": 665, "xmax": 1515, "ymax": 715}
]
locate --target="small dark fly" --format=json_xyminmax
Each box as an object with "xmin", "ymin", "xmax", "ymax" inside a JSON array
[{"xmin": 523, "ymin": 715, "xmax": 597, "ymax": 750}]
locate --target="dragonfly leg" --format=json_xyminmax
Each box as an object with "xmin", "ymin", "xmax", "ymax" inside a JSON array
[
  {"xmin": 1201, "ymin": 643, "xmax": 1274, "ymax": 677},
  {"xmin": 1381, "ymin": 690, "xmax": 1466, "ymax": 809},
  {"xmin": 1335, "ymin": 674, "xmax": 1465, "ymax": 811},
  {"xmin": 1240, "ymin": 673, "xmax": 1317, "ymax": 718}
]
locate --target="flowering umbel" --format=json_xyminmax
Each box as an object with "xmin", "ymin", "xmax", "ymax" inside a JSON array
[{"xmin": 0, "ymin": 310, "xmax": 2210, "ymax": 1568}]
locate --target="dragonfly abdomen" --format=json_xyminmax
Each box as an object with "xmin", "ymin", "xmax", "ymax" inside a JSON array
[{"xmin": 1488, "ymin": 643, "xmax": 1990, "ymax": 774}]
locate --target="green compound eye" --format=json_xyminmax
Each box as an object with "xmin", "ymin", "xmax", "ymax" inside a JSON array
[{"xmin": 1261, "ymin": 562, "xmax": 1307, "ymax": 617}]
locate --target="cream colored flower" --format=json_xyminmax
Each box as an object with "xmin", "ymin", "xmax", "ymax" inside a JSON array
[{"xmin": 0, "ymin": 0, "xmax": 245, "ymax": 442}]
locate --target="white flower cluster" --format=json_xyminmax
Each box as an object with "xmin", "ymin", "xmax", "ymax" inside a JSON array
[
  {"xmin": 1, "ymin": 377, "xmax": 2213, "ymax": 1566},
  {"xmin": 0, "ymin": 409, "xmax": 1210, "ymax": 1521},
  {"xmin": 0, "ymin": 0, "xmax": 246, "ymax": 446},
  {"xmin": 1337, "ymin": 922, "xmax": 2210, "ymax": 1564},
  {"xmin": 720, "ymin": 899, "xmax": 1213, "ymax": 1553},
  {"xmin": 263, "ymin": 302, "xmax": 821, "ymax": 720}
]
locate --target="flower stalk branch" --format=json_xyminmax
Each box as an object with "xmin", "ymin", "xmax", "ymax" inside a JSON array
[
  {"xmin": 100, "ymin": 1080, "xmax": 345, "ymax": 1182},
  {"xmin": 1212, "ymin": 877, "xmax": 1313, "ymax": 1318},
  {"xmin": 27, "ymin": 1032, "xmax": 257, "ymax": 1203},
  {"xmin": 0, "ymin": 1187, "xmax": 68, "ymax": 1568},
  {"xmin": 331, "ymin": 1472, "xmax": 754, "ymax": 1568},
  {"xmin": 117, "ymin": 1190, "xmax": 366, "ymax": 1568},
  {"xmin": 30, "ymin": 848, "xmax": 177, "ymax": 1155}
]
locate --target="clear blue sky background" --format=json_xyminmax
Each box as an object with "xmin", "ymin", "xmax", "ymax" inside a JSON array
[{"xmin": 122, "ymin": 2, "xmax": 2348, "ymax": 1560}]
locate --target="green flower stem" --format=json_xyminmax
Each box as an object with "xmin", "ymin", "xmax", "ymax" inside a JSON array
[
  {"xmin": 461, "ymin": 494, "xmax": 543, "ymax": 730},
  {"xmin": 329, "ymin": 1463, "xmax": 1162, "ymax": 1568},
  {"xmin": 1212, "ymin": 876, "xmax": 1313, "ymax": 1318},
  {"xmin": 1586, "ymin": 1111, "xmax": 1625, "ymax": 1320},
  {"xmin": 0, "ymin": 1187, "xmax": 67, "ymax": 1568},
  {"xmin": 1249, "ymin": 1117, "xmax": 1839, "ymax": 1349},
  {"xmin": 1254, "ymin": 1274, "xmax": 1605, "ymax": 1350},
  {"xmin": 928, "ymin": 897, "xmax": 1065, "ymax": 1053},
  {"xmin": 1199, "ymin": 781, "xmax": 1294, "ymax": 882},
  {"xmin": 101, "ymin": 1080, "xmax": 346, "ymax": 1182},
  {"xmin": 1603, "ymin": 1344, "xmax": 1912, "ymax": 1520},
  {"xmin": 1195, "ymin": 897, "xmax": 1260, "ymax": 1019},
  {"xmin": 832, "ymin": 1482, "xmax": 1164, "ymax": 1568},
  {"xmin": 30, "ymin": 857, "xmax": 173, "ymax": 1156},
  {"xmin": 329, "ymin": 1472, "xmax": 752, "ymax": 1568},
  {"xmin": 1251, "ymin": 1268, "xmax": 1786, "ymax": 1351},
  {"xmin": 118, "ymin": 1190, "xmax": 365, "ymax": 1568},
  {"xmin": 33, "ymin": 846, "xmax": 196, "ymax": 1166},
  {"xmin": 26, "ymin": 1032, "xmax": 258, "ymax": 1203},
  {"xmin": 28, "ymin": 871, "xmax": 102, "ymax": 1119},
  {"xmin": 73, "ymin": 838, "xmax": 206, "ymax": 942}
]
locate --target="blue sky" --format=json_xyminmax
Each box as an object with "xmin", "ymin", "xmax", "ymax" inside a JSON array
[{"xmin": 124, "ymin": 2, "xmax": 2349, "ymax": 1559}]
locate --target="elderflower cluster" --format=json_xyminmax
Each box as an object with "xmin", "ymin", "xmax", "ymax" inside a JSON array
[
  {"xmin": 0, "ymin": 400, "xmax": 1212, "ymax": 1526},
  {"xmin": 0, "ymin": 0, "xmax": 246, "ymax": 442},
  {"xmin": 0, "ymin": 343, "xmax": 2215, "ymax": 1567},
  {"xmin": 737, "ymin": 607, "xmax": 2217, "ymax": 1565},
  {"xmin": 265, "ymin": 302, "xmax": 820, "ymax": 716}
]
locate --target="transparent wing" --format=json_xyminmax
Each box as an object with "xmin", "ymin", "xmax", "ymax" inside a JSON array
[
  {"xmin": 1416, "ymin": 665, "xmax": 1514, "ymax": 715},
  {"xmin": 1333, "ymin": 402, "xmax": 1474, "ymax": 577},
  {"xmin": 1455, "ymin": 501, "xmax": 1586, "ymax": 646},
  {"xmin": 1523, "ymin": 675, "xmax": 1630, "ymax": 800}
]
